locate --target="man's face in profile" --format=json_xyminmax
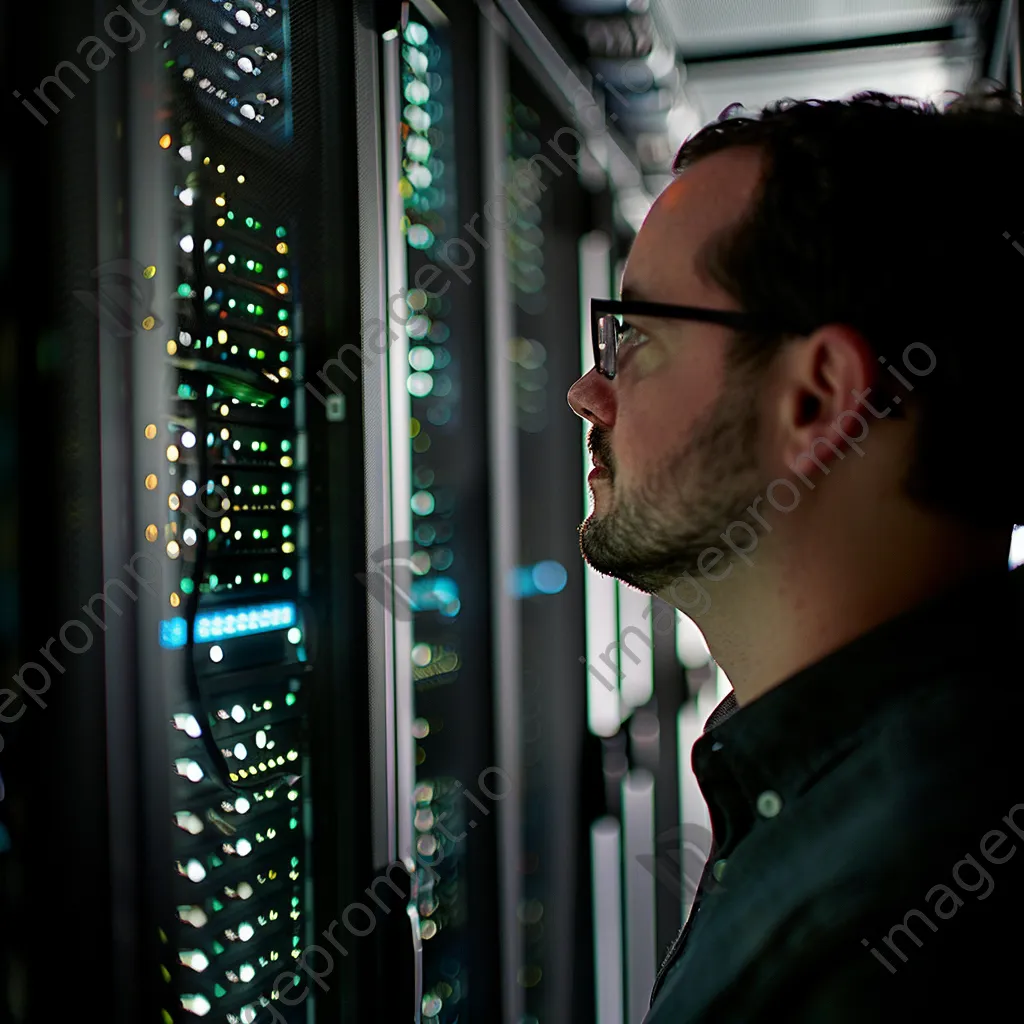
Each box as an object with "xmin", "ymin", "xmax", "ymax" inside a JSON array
[{"xmin": 567, "ymin": 147, "xmax": 771, "ymax": 600}]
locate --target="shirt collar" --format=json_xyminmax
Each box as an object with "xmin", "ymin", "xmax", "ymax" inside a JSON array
[{"xmin": 695, "ymin": 564, "xmax": 1024, "ymax": 803}]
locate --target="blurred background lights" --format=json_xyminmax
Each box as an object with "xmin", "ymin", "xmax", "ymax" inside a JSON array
[
  {"xmin": 407, "ymin": 371, "xmax": 433, "ymax": 397},
  {"xmin": 1010, "ymin": 525, "xmax": 1024, "ymax": 568}
]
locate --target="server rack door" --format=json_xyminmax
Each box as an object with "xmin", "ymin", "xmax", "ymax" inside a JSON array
[{"xmin": 375, "ymin": 2, "xmax": 502, "ymax": 1021}]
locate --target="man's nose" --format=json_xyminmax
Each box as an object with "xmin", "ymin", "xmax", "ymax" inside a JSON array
[{"xmin": 567, "ymin": 366, "xmax": 615, "ymax": 429}]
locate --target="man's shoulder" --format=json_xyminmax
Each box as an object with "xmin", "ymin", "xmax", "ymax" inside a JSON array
[{"xmin": 647, "ymin": 668, "xmax": 1024, "ymax": 1022}]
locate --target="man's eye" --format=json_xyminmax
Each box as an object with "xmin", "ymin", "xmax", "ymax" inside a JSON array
[{"xmin": 619, "ymin": 324, "xmax": 649, "ymax": 353}]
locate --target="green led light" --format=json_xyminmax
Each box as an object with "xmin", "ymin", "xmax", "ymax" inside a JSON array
[
  {"xmin": 292, "ymin": 897, "xmax": 300, "ymax": 907},
  {"xmin": 404, "ymin": 21, "xmax": 429, "ymax": 46},
  {"xmin": 290, "ymin": 856, "xmax": 300, "ymax": 867},
  {"xmin": 180, "ymin": 578, "xmax": 194, "ymax": 594},
  {"xmin": 211, "ymin": 898, "xmax": 224, "ymax": 911},
  {"xmin": 276, "ymin": 226, "xmax": 287, "ymax": 238},
  {"xmin": 282, "ymin": 482, "xmax": 292, "ymax": 495},
  {"xmin": 213, "ymin": 984, "xmax": 227, "ymax": 999},
  {"xmin": 254, "ymin": 572, "xmax": 262, "ymax": 583},
  {"xmin": 227, "ymin": 211, "xmax": 234, "ymax": 220},
  {"xmin": 177, "ymin": 283, "xmax": 191, "ymax": 297},
  {"xmin": 206, "ymin": 383, "xmax": 215, "ymax": 397},
  {"xmin": 177, "ymin": 383, "xmax": 193, "ymax": 399},
  {"xmin": 281, "ymin": 440, "xmax": 291, "ymax": 452},
  {"xmin": 249, "ymin": 347, "xmax": 257, "ymax": 358},
  {"xmin": 208, "ymin": 528, "xmax": 216, "ymax": 541},
  {"xmin": 259, "ymin": 441, "xmax": 267, "ymax": 452},
  {"xmin": 277, "ymin": 268, "xmax": 288, "ymax": 279},
  {"xmin": 279, "ymin": 350, "xmax": 289, "ymax": 361},
  {"xmin": 257, "ymin": 348, "xmax": 265, "ymax": 358},
  {"xmin": 282, "ymin": 525, "xmax": 292, "ymax": 538},
  {"xmin": 280, "ymin": 397, "xmax": 290, "ymax": 409},
  {"xmin": 260, "ymin": 485, "xmax": 268, "ymax": 495},
  {"xmin": 277, "ymin": 309, "xmax": 289, "ymax": 321},
  {"xmin": 261, "ymin": 573, "xmax": 269, "ymax": 583},
  {"xmin": 286, "ymin": 693, "xmax": 297, "ymax": 706},
  {"xmin": 282, "ymin": 567, "xmax": 292, "ymax": 581},
  {"xmin": 289, "ymin": 817, "xmax": 299, "ymax": 830},
  {"xmin": 209, "ymin": 574, "xmax": 219, "ymax": 587},
  {"xmin": 245, "ymin": 216, "xmax": 254, "ymax": 227},
  {"xmin": 261, "ymin": 529, "xmax": 269, "ymax": 539},
  {"xmin": 211, "ymin": 940, "xmax": 225, "ymax": 955}
]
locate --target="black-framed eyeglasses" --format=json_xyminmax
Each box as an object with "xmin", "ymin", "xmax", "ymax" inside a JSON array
[{"xmin": 590, "ymin": 298, "xmax": 781, "ymax": 380}]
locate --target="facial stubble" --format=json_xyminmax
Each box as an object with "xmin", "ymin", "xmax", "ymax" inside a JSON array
[{"xmin": 579, "ymin": 369, "xmax": 763, "ymax": 595}]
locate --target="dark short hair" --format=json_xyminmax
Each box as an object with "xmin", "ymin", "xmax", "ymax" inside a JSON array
[{"xmin": 673, "ymin": 88, "xmax": 1024, "ymax": 528}]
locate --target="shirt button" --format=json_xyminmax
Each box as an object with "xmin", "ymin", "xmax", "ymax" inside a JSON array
[
  {"xmin": 713, "ymin": 858, "xmax": 727, "ymax": 881},
  {"xmin": 756, "ymin": 790, "xmax": 783, "ymax": 818}
]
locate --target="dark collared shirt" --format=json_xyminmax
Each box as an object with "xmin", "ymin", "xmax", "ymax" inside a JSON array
[{"xmin": 645, "ymin": 563, "xmax": 1024, "ymax": 1023}]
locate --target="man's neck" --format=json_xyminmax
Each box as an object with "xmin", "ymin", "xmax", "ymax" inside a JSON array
[{"xmin": 688, "ymin": 528, "xmax": 1009, "ymax": 707}]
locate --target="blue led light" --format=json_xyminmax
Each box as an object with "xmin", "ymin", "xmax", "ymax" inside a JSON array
[
  {"xmin": 160, "ymin": 617, "xmax": 188, "ymax": 648},
  {"xmin": 159, "ymin": 602, "xmax": 297, "ymax": 648},
  {"xmin": 409, "ymin": 577, "xmax": 458, "ymax": 612},
  {"xmin": 510, "ymin": 561, "xmax": 568, "ymax": 598}
]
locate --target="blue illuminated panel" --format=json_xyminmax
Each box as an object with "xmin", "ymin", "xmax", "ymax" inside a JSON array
[{"xmin": 160, "ymin": 601, "xmax": 297, "ymax": 647}]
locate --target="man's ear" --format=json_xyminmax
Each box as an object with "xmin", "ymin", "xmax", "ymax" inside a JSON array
[{"xmin": 770, "ymin": 324, "xmax": 884, "ymax": 476}]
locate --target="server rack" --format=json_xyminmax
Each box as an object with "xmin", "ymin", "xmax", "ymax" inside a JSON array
[{"xmin": 2, "ymin": 2, "xmax": 378, "ymax": 1022}]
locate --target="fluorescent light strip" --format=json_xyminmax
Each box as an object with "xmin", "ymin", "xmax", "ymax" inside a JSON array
[
  {"xmin": 580, "ymin": 231, "xmax": 620, "ymax": 737},
  {"xmin": 676, "ymin": 703, "xmax": 710, "ymax": 925},
  {"xmin": 617, "ymin": 585, "xmax": 653, "ymax": 712},
  {"xmin": 591, "ymin": 816, "xmax": 625, "ymax": 1024},
  {"xmin": 622, "ymin": 770, "xmax": 657, "ymax": 1024}
]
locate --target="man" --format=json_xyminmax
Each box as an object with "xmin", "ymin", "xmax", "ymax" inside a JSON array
[{"xmin": 567, "ymin": 89, "xmax": 1024, "ymax": 1022}]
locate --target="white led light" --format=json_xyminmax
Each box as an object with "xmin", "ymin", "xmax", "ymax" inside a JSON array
[
  {"xmin": 179, "ymin": 234, "xmax": 194, "ymax": 253},
  {"xmin": 234, "ymin": 742, "xmax": 247, "ymax": 760},
  {"xmin": 182, "ymin": 479, "xmax": 197, "ymax": 497},
  {"xmin": 210, "ymin": 645, "xmax": 224, "ymax": 663},
  {"xmin": 178, "ymin": 188, "xmax": 194, "ymax": 207},
  {"xmin": 234, "ymin": 796, "xmax": 250, "ymax": 814},
  {"xmin": 185, "ymin": 859, "xmax": 206, "ymax": 882},
  {"xmin": 175, "ymin": 811, "xmax": 204, "ymax": 835},
  {"xmin": 255, "ymin": 730, "xmax": 267, "ymax": 748},
  {"xmin": 236, "ymin": 838, "xmax": 252, "ymax": 857},
  {"xmin": 231, "ymin": 704, "xmax": 246, "ymax": 723},
  {"xmin": 238, "ymin": 922, "xmax": 255, "ymax": 942},
  {"xmin": 181, "ymin": 430, "xmax": 196, "ymax": 448},
  {"xmin": 238, "ymin": 963, "xmax": 256, "ymax": 983},
  {"xmin": 183, "ymin": 528, "xmax": 197, "ymax": 546},
  {"xmin": 173, "ymin": 713, "xmax": 202, "ymax": 738},
  {"xmin": 287, "ymin": 627, "xmax": 301, "ymax": 645},
  {"xmin": 181, "ymin": 994, "xmax": 211, "ymax": 1016},
  {"xmin": 180, "ymin": 949, "xmax": 209, "ymax": 972}
]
